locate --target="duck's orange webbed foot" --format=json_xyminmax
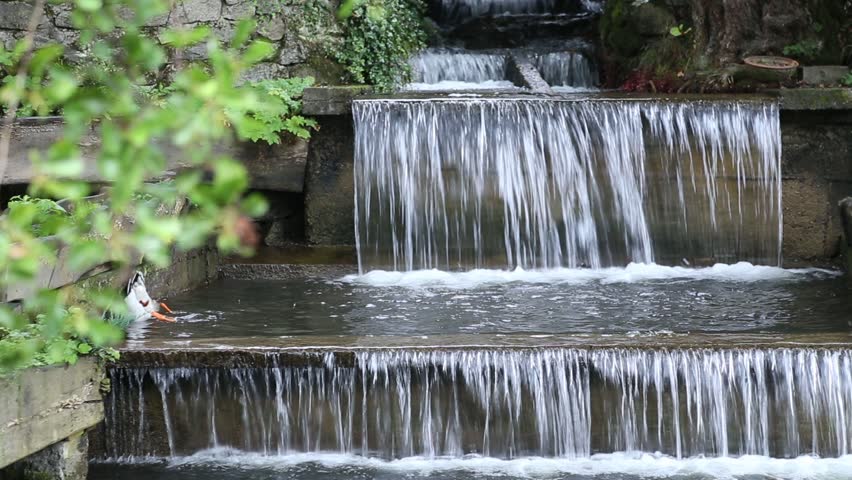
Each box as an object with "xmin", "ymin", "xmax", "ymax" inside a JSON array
[{"xmin": 152, "ymin": 311, "xmax": 176, "ymax": 323}]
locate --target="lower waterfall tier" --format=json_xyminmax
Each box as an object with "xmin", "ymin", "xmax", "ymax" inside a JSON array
[{"xmin": 104, "ymin": 348, "xmax": 852, "ymax": 460}]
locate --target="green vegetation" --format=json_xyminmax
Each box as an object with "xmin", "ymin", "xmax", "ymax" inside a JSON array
[
  {"xmin": 0, "ymin": 0, "xmax": 279, "ymax": 373},
  {"xmin": 0, "ymin": 310, "xmax": 120, "ymax": 371},
  {"xmin": 6, "ymin": 195, "xmax": 70, "ymax": 237},
  {"xmin": 668, "ymin": 24, "xmax": 691, "ymax": 38},
  {"xmin": 783, "ymin": 39, "xmax": 823, "ymax": 63},
  {"xmin": 335, "ymin": 0, "xmax": 427, "ymax": 90},
  {"xmin": 238, "ymin": 77, "xmax": 318, "ymax": 143}
]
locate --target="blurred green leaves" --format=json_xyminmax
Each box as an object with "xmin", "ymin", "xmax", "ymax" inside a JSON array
[{"xmin": 0, "ymin": 1, "xmax": 289, "ymax": 373}]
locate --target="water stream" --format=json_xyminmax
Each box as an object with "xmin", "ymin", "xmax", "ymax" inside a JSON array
[
  {"xmin": 105, "ymin": 348, "xmax": 852, "ymax": 460},
  {"xmin": 353, "ymin": 99, "xmax": 782, "ymax": 272}
]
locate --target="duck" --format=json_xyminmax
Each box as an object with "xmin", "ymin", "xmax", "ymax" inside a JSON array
[{"xmin": 123, "ymin": 271, "xmax": 176, "ymax": 324}]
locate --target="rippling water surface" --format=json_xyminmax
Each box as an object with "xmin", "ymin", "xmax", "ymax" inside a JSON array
[
  {"xmin": 90, "ymin": 451, "xmax": 852, "ymax": 480},
  {"xmin": 129, "ymin": 263, "xmax": 849, "ymax": 342}
]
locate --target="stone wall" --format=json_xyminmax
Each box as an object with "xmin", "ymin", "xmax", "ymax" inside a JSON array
[
  {"xmin": 0, "ymin": 0, "xmax": 342, "ymax": 83},
  {"xmin": 780, "ymin": 109, "xmax": 852, "ymax": 267}
]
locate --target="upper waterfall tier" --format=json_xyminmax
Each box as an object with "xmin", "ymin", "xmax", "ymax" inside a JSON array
[
  {"xmin": 353, "ymin": 99, "xmax": 782, "ymax": 272},
  {"xmin": 431, "ymin": 0, "xmax": 602, "ymax": 23}
]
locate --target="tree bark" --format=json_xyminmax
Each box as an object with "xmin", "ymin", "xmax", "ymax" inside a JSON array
[{"xmin": 689, "ymin": 0, "xmax": 811, "ymax": 67}]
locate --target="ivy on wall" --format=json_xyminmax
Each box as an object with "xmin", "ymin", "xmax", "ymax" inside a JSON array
[{"xmin": 334, "ymin": 0, "xmax": 427, "ymax": 91}]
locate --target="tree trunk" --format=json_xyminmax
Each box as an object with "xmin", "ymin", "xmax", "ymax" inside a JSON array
[{"xmin": 690, "ymin": 0, "xmax": 811, "ymax": 67}]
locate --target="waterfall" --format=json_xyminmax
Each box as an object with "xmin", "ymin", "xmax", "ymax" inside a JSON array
[
  {"xmin": 535, "ymin": 51, "xmax": 598, "ymax": 87},
  {"xmin": 437, "ymin": 0, "xmax": 556, "ymax": 20},
  {"xmin": 434, "ymin": 0, "xmax": 602, "ymax": 21},
  {"xmin": 104, "ymin": 348, "xmax": 852, "ymax": 460},
  {"xmin": 353, "ymin": 99, "xmax": 782, "ymax": 272},
  {"xmin": 410, "ymin": 49, "xmax": 509, "ymax": 84}
]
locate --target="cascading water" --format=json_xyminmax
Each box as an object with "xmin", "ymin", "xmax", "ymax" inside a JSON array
[
  {"xmin": 411, "ymin": 49, "xmax": 509, "ymax": 83},
  {"xmin": 440, "ymin": 0, "xmax": 554, "ymax": 18},
  {"xmin": 407, "ymin": 49, "xmax": 517, "ymax": 90},
  {"xmin": 353, "ymin": 99, "xmax": 782, "ymax": 272},
  {"xmin": 535, "ymin": 51, "xmax": 598, "ymax": 88},
  {"xmin": 434, "ymin": 0, "xmax": 602, "ymax": 22},
  {"xmin": 104, "ymin": 348, "xmax": 852, "ymax": 460}
]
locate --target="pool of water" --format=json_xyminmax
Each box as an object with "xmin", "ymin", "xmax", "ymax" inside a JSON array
[
  {"xmin": 130, "ymin": 263, "xmax": 849, "ymax": 344},
  {"xmin": 90, "ymin": 451, "xmax": 852, "ymax": 480}
]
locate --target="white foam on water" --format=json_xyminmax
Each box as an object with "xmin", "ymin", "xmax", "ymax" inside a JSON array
[
  {"xmin": 405, "ymin": 80, "xmax": 520, "ymax": 90},
  {"xmin": 160, "ymin": 449, "xmax": 852, "ymax": 479},
  {"xmin": 340, "ymin": 262, "xmax": 840, "ymax": 288}
]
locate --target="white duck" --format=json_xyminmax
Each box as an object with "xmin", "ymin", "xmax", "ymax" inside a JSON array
[{"xmin": 124, "ymin": 271, "xmax": 176, "ymax": 324}]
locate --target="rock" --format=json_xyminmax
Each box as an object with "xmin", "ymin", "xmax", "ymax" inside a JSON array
[
  {"xmin": 0, "ymin": 30, "xmax": 17, "ymax": 50},
  {"xmin": 278, "ymin": 33, "xmax": 307, "ymax": 66},
  {"xmin": 258, "ymin": 16, "xmax": 286, "ymax": 41},
  {"xmin": 51, "ymin": 3, "xmax": 75, "ymax": 28},
  {"xmin": 634, "ymin": 3, "xmax": 676, "ymax": 36},
  {"xmin": 802, "ymin": 66, "xmax": 851, "ymax": 86},
  {"xmin": 211, "ymin": 19, "xmax": 236, "ymax": 42},
  {"xmin": 264, "ymin": 220, "xmax": 288, "ymax": 247},
  {"xmin": 222, "ymin": 0, "xmax": 254, "ymax": 20},
  {"xmin": 169, "ymin": 0, "xmax": 222, "ymax": 25},
  {"xmin": 240, "ymin": 62, "xmax": 286, "ymax": 82},
  {"xmin": 0, "ymin": 1, "xmax": 39, "ymax": 30}
]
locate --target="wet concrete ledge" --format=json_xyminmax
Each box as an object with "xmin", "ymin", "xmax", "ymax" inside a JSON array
[
  {"xmin": 0, "ymin": 359, "xmax": 104, "ymax": 478},
  {"xmin": 115, "ymin": 332, "xmax": 852, "ymax": 369},
  {"xmin": 6, "ymin": 118, "xmax": 308, "ymax": 192},
  {"xmin": 301, "ymin": 87, "xmax": 852, "ymax": 116}
]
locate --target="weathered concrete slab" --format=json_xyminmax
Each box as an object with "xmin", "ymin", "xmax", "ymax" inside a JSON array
[
  {"xmin": 303, "ymin": 115, "xmax": 356, "ymax": 245},
  {"xmin": 507, "ymin": 54, "xmax": 552, "ymax": 92},
  {"xmin": 67, "ymin": 245, "xmax": 220, "ymax": 304},
  {"xmin": 5, "ymin": 118, "xmax": 308, "ymax": 193},
  {"xmin": 219, "ymin": 262, "xmax": 354, "ymax": 280},
  {"xmin": 302, "ymin": 86, "xmax": 372, "ymax": 116},
  {"xmin": 1, "ymin": 432, "xmax": 90, "ymax": 480},
  {"xmin": 113, "ymin": 332, "xmax": 852, "ymax": 368},
  {"xmin": 802, "ymin": 66, "xmax": 851, "ymax": 86},
  {"xmin": 0, "ymin": 359, "xmax": 104, "ymax": 470},
  {"xmin": 774, "ymin": 87, "xmax": 852, "ymax": 110}
]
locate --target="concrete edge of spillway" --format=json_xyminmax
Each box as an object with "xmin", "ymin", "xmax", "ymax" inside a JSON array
[{"xmin": 116, "ymin": 332, "xmax": 852, "ymax": 368}]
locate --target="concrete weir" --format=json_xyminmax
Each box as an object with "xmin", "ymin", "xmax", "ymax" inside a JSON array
[
  {"xmin": 95, "ymin": 334, "xmax": 852, "ymax": 460},
  {"xmin": 301, "ymin": 88, "xmax": 852, "ymax": 268}
]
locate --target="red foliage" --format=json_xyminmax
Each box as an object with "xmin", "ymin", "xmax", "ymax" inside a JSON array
[{"xmin": 620, "ymin": 70, "xmax": 681, "ymax": 93}]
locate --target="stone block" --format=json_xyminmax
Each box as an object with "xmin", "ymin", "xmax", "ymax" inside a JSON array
[
  {"xmin": 776, "ymin": 87, "xmax": 852, "ymax": 110},
  {"xmin": 802, "ymin": 66, "xmax": 851, "ymax": 86},
  {"xmin": 781, "ymin": 178, "xmax": 830, "ymax": 265},
  {"xmin": 258, "ymin": 16, "xmax": 285, "ymax": 41},
  {"xmin": 0, "ymin": 359, "xmax": 104, "ymax": 470},
  {"xmin": 239, "ymin": 62, "xmax": 287, "ymax": 82},
  {"xmin": 169, "ymin": 0, "xmax": 222, "ymax": 25},
  {"xmin": 2, "ymin": 432, "xmax": 90, "ymax": 480},
  {"xmin": 222, "ymin": 0, "xmax": 254, "ymax": 20},
  {"xmin": 0, "ymin": 2, "xmax": 39, "ymax": 30},
  {"xmin": 301, "ymin": 86, "xmax": 371, "ymax": 116},
  {"xmin": 304, "ymin": 115, "xmax": 356, "ymax": 245},
  {"xmin": 278, "ymin": 28, "xmax": 308, "ymax": 65}
]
